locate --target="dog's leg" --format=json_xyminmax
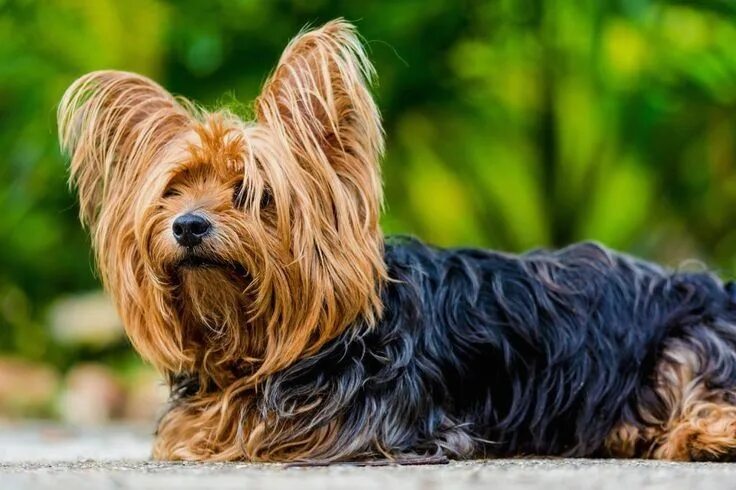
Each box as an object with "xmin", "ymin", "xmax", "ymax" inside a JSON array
[
  {"xmin": 606, "ymin": 329, "xmax": 736, "ymax": 461},
  {"xmin": 153, "ymin": 389, "xmax": 254, "ymax": 461},
  {"xmin": 653, "ymin": 392, "xmax": 736, "ymax": 460},
  {"xmin": 154, "ymin": 386, "xmax": 353, "ymax": 462}
]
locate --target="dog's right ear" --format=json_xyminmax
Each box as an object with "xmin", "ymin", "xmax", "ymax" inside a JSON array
[{"xmin": 58, "ymin": 71, "xmax": 191, "ymax": 228}]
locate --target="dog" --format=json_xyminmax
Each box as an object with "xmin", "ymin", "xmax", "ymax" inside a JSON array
[{"xmin": 58, "ymin": 19, "xmax": 736, "ymax": 462}]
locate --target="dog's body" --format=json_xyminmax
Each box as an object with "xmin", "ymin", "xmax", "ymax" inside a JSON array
[
  {"xmin": 59, "ymin": 20, "xmax": 736, "ymax": 462},
  {"xmin": 160, "ymin": 238, "xmax": 736, "ymax": 461}
]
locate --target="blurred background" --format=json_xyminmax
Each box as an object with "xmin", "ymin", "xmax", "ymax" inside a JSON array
[{"xmin": 2, "ymin": 0, "xmax": 736, "ymax": 424}]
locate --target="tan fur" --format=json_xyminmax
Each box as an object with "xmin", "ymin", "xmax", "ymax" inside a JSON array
[
  {"xmin": 606, "ymin": 336, "xmax": 736, "ymax": 460},
  {"xmin": 59, "ymin": 20, "xmax": 385, "ymax": 460},
  {"xmin": 153, "ymin": 385, "xmax": 345, "ymax": 462}
]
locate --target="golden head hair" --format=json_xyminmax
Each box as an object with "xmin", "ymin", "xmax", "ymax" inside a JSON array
[{"xmin": 58, "ymin": 19, "xmax": 386, "ymax": 386}]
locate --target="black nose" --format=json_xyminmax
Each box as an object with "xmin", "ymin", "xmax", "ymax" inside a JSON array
[{"xmin": 172, "ymin": 213, "xmax": 211, "ymax": 247}]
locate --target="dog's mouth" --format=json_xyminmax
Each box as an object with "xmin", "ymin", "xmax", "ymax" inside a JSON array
[
  {"xmin": 177, "ymin": 254, "xmax": 226, "ymax": 269},
  {"xmin": 174, "ymin": 252, "xmax": 247, "ymax": 276}
]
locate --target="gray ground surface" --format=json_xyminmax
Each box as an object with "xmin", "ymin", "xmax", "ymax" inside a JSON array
[{"xmin": 3, "ymin": 424, "xmax": 736, "ymax": 489}]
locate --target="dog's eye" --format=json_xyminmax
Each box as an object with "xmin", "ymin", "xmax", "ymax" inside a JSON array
[
  {"xmin": 163, "ymin": 187, "xmax": 180, "ymax": 198},
  {"xmin": 259, "ymin": 187, "xmax": 273, "ymax": 210},
  {"xmin": 232, "ymin": 181, "xmax": 273, "ymax": 211},
  {"xmin": 232, "ymin": 181, "xmax": 245, "ymax": 207}
]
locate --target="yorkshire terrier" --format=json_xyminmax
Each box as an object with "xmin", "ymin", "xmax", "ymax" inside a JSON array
[{"xmin": 59, "ymin": 19, "xmax": 736, "ymax": 462}]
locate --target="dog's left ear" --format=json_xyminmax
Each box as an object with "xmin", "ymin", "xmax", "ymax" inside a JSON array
[
  {"xmin": 255, "ymin": 19, "xmax": 384, "ymax": 228},
  {"xmin": 251, "ymin": 20, "xmax": 386, "ymax": 379}
]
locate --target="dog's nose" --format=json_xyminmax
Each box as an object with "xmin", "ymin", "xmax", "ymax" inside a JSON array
[{"xmin": 172, "ymin": 214, "xmax": 211, "ymax": 247}]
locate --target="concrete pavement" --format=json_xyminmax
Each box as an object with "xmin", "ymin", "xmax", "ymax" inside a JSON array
[{"xmin": 2, "ymin": 424, "xmax": 736, "ymax": 489}]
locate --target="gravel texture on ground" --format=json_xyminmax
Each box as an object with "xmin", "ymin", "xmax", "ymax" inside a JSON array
[{"xmin": 3, "ymin": 423, "xmax": 736, "ymax": 489}]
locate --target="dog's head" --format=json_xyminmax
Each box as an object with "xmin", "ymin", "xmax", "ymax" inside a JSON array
[{"xmin": 58, "ymin": 20, "xmax": 386, "ymax": 383}]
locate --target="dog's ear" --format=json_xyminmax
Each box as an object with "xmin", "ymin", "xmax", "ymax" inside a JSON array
[
  {"xmin": 249, "ymin": 20, "xmax": 386, "ymax": 379},
  {"xmin": 255, "ymin": 19, "xmax": 384, "ymax": 229},
  {"xmin": 58, "ymin": 71, "xmax": 191, "ymax": 228}
]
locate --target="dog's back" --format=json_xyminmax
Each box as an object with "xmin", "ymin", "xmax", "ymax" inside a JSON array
[{"xmin": 260, "ymin": 238, "xmax": 736, "ymax": 460}]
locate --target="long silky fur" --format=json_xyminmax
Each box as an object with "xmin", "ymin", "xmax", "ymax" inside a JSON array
[
  {"xmin": 59, "ymin": 19, "xmax": 736, "ymax": 462},
  {"xmin": 158, "ymin": 238, "xmax": 736, "ymax": 461},
  {"xmin": 58, "ymin": 20, "xmax": 386, "ymax": 385}
]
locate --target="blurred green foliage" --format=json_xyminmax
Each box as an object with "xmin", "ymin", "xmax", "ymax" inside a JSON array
[{"xmin": 3, "ymin": 0, "xmax": 736, "ymax": 366}]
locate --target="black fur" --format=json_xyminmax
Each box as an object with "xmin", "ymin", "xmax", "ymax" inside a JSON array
[{"xmin": 173, "ymin": 238, "xmax": 736, "ymax": 459}]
